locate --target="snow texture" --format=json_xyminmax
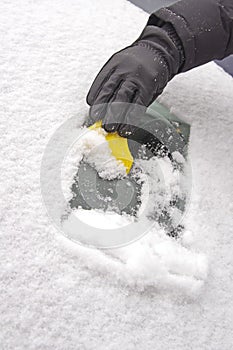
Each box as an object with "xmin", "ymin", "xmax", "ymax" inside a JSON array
[{"xmin": 1, "ymin": 0, "xmax": 233, "ymax": 349}]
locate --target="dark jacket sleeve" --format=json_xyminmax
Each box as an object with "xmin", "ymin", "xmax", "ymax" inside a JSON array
[{"xmin": 147, "ymin": 0, "xmax": 233, "ymax": 72}]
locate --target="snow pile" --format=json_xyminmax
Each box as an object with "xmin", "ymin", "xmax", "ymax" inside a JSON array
[
  {"xmin": 136, "ymin": 154, "xmax": 187, "ymax": 220},
  {"xmin": 77, "ymin": 127, "xmax": 127, "ymax": 180},
  {"xmin": 61, "ymin": 127, "xmax": 126, "ymax": 201}
]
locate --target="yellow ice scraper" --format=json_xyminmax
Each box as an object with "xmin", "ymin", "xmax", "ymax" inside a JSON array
[{"xmin": 89, "ymin": 120, "xmax": 134, "ymax": 175}]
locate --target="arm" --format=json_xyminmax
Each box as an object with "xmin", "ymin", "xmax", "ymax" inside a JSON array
[
  {"xmin": 148, "ymin": 0, "xmax": 233, "ymax": 71},
  {"xmin": 87, "ymin": 0, "xmax": 233, "ymax": 134}
]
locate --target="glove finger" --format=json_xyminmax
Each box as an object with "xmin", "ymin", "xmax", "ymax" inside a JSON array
[
  {"xmin": 94, "ymin": 74, "xmax": 123, "ymax": 106},
  {"xmin": 86, "ymin": 103, "xmax": 108, "ymax": 127},
  {"xmin": 86, "ymin": 66, "xmax": 116, "ymax": 106},
  {"xmin": 118, "ymin": 95, "xmax": 147, "ymax": 138},
  {"xmin": 87, "ymin": 74, "xmax": 123, "ymax": 126},
  {"xmin": 103, "ymin": 80, "xmax": 139, "ymax": 133},
  {"xmin": 117, "ymin": 87, "xmax": 160, "ymax": 137}
]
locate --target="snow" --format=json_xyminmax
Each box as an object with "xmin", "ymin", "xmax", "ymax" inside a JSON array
[
  {"xmin": 61, "ymin": 126, "xmax": 127, "ymax": 202},
  {"xmin": 1, "ymin": 0, "xmax": 233, "ymax": 349}
]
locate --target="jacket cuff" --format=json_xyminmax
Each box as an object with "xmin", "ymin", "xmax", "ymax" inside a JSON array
[
  {"xmin": 147, "ymin": 0, "xmax": 231, "ymax": 72},
  {"xmin": 162, "ymin": 23, "xmax": 185, "ymax": 69}
]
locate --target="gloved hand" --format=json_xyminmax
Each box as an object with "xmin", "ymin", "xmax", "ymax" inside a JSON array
[{"xmin": 86, "ymin": 23, "xmax": 184, "ymax": 136}]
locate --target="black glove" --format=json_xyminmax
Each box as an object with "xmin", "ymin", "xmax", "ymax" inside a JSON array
[{"xmin": 86, "ymin": 23, "xmax": 184, "ymax": 135}]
